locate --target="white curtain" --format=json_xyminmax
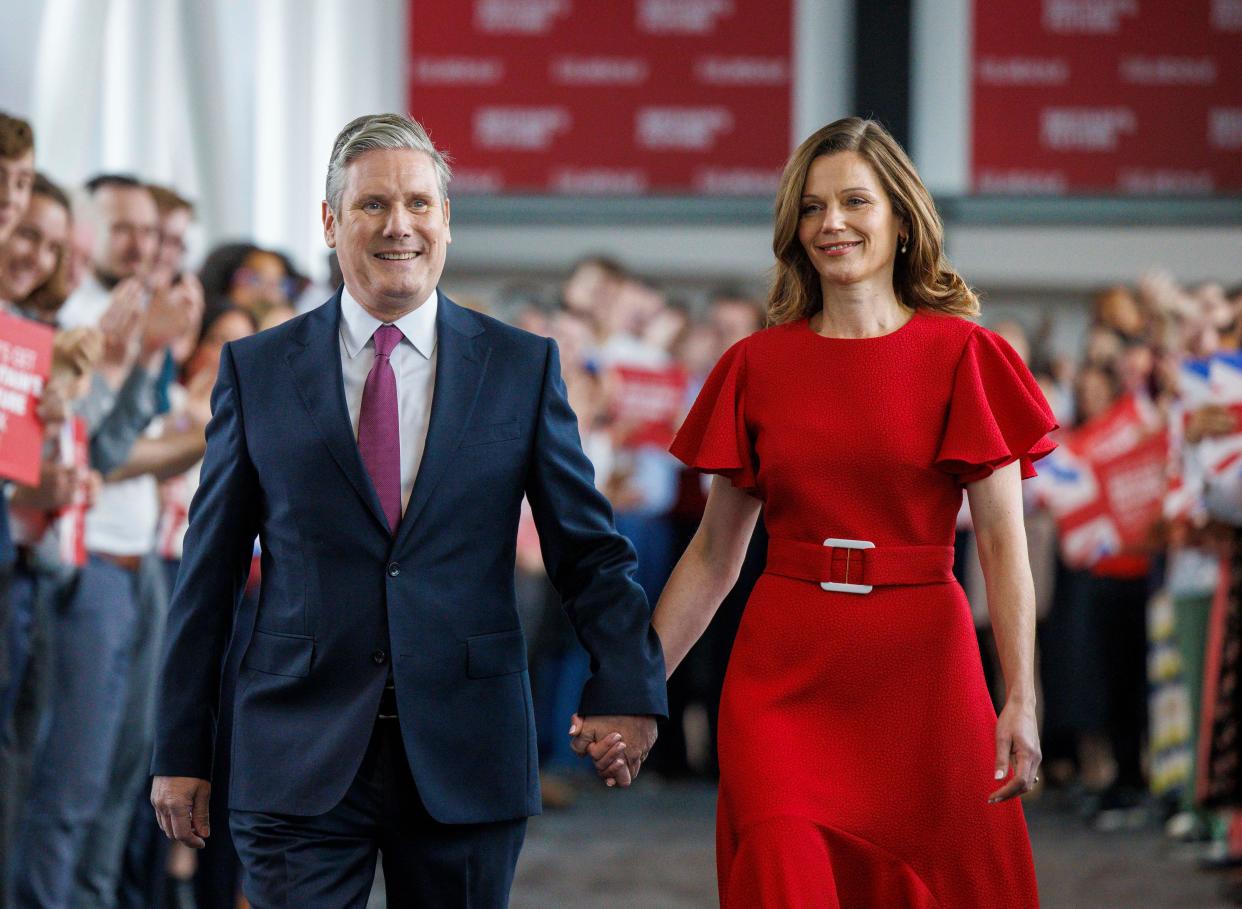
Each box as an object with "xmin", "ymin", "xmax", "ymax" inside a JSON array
[{"xmin": 0, "ymin": 0, "xmax": 409, "ymax": 278}]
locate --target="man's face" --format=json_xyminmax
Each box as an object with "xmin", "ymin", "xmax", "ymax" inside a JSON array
[
  {"xmin": 322, "ymin": 148, "xmax": 450, "ymax": 320},
  {"xmin": 0, "ymin": 149, "xmax": 35, "ymax": 244},
  {"xmin": 93, "ymin": 185, "xmax": 159, "ymax": 281},
  {"xmin": 154, "ymin": 206, "xmax": 192, "ymax": 280}
]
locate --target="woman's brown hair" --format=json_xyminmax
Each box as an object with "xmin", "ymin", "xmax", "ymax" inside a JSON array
[{"xmin": 766, "ymin": 117, "xmax": 978, "ymax": 326}]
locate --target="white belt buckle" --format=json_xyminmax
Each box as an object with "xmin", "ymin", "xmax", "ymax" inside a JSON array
[{"xmin": 821, "ymin": 538, "xmax": 875, "ymax": 594}]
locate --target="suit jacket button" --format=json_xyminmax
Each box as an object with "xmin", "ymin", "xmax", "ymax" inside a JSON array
[
  {"xmin": 387, "ymin": 562, "xmax": 400, "ymax": 577},
  {"xmin": 372, "ymin": 649, "xmax": 388, "ymax": 665}
]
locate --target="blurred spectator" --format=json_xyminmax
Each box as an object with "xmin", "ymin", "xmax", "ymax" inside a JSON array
[
  {"xmin": 561, "ymin": 254, "xmax": 624, "ymax": 334},
  {"xmin": 0, "ymin": 174, "xmax": 70, "ymax": 315},
  {"xmin": 0, "ymin": 113, "xmax": 35, "ymax": 246},
  {"xmin": 708, "ymin": 289, "xmax": 763, "ymax": 350},
  {"xmin": 199, "ymin": 241, "xmax": 305, "ymax": 326},
  {"xmin": 63, "ymin": 192, "xmax": 97, "ymax": 298},
  {"xmin": 146, "ymin": 184, "xmax": 193, "ymax": 286}
]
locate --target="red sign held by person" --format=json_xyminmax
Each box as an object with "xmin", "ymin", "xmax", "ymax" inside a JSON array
[
  {"xmin": 0, "ymin": 310, "xmax": 54, "ymax": 486},
  {"xmin": 1033, "ymin": 394, "xmax": 1169, "ymax": 567},
  {"xmin": 610, "ymin": 364, "xmax": 689, "ymax": 449}
]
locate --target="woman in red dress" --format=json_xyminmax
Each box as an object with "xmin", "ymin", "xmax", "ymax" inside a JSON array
[{"xmin": 590, "ymin": 118, "xmax": 1053, "ymax": 906}]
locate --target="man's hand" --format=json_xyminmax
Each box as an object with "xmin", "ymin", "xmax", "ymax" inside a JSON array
[
  {"xmin": 96, "ymin": 279, "xmax": 148, "ymax": 388},
  {"xmin": 568, "ymin": 713, "xmax": 657, "ymax": 788},
  {"xmin": 140, "ymin": 278, "xmax": 192, "ymax": 361},
  {"xmin": 99, "ymin": 278, "xmax": 145, "ymax": 367},
  {"xmin": 151, "ymin": 776, "xmax": 212, "ymax": 848},
  {"xmin": 11, "ymin": 461, "xmax": 77, "ymax": 511},
  {"xmin": 51, "ymin": 326, "xmax": 104, "ymax": 384}
]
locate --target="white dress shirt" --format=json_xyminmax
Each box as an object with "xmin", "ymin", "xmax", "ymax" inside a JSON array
[{"xmin": 339, "ymin": 285, "xmax": 438, "ymax": 516}]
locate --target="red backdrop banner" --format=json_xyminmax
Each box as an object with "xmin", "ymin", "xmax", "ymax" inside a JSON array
[
  {"xmin": 972, "ymin": 0, "xmax": 1242, "ymax": 194},
  {"xmin": 408, "ymin": 0, "xmax": 792, "ymax": 194}
]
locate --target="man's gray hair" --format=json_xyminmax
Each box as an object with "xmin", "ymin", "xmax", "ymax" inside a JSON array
[{"xmin": 325, "ymin": 113, "xmax": 452, "ymax": 214}]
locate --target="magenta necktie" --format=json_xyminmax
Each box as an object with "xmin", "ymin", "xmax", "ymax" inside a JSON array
[{"xmin": 358, "ymin": 324, "xmax": 403, "ymax": 533}]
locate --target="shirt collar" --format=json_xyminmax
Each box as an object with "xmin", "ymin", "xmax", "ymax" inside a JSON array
[{"xmin": 339, "ymin": 285, "xmax": 438, "ymax": 360}]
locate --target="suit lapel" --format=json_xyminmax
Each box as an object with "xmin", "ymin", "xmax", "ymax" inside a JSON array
[
  {"xmin": 394, "ymin": 293, "xmax": 489, "ymax": 549},
  {"xmin": 284, "ymin": 292, "xmax": 390, "ymax": 534}
]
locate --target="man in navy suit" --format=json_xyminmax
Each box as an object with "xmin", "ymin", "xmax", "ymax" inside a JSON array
[{"xmin": 149, "ymin": 113, "xmax": 666, "ymax": 907}]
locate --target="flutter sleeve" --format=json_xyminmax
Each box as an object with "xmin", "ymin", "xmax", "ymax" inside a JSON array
[
  {"xmin": 669, "ymin": 339, "xmax": 758, "ymax": 493},
  {"xmin": 935, "ymin": 327, "xmax": 1059, "ymax": 486}
]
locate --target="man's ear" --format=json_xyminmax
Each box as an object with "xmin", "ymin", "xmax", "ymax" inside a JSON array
[
  {"xmin": 322, "ymin": 200, "xmax": 337, "ymax": 249},
  {"xmin": 443, "ymin": 197, "xmax": 451, "ymax": 244}
]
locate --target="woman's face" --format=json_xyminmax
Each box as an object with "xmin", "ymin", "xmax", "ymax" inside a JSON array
[
  {"xmin": 1076, "ymin": 368, "xmax": 1115, "ymax": 422},
  {"xmin": 796, "ymin": 151, "xmax": 905, "ymax": 295},
  {"xmin": 0, "ymin": 194, "xmax": 68, "ymax": 303},
  {"xmin": 230, "ymin": 250, "xmax": 290, "ymax": 314}
]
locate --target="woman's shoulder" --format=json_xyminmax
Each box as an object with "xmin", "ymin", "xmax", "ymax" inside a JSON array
[{"xmin": 914, "ymin": 308, "xmax": 981, "ymax": 342}]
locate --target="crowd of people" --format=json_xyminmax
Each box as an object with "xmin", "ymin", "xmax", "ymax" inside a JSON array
[
  {"xmin": 0, "ymin": 111, "xmax": 312, "ymax": 908},
  {"xmin": 1, "ymin": 103, "xmax": 1241, "ymax": 906}
]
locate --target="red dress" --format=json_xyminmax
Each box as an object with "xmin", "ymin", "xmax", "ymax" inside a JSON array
[{"xmin": 670, "ymin": 310, "xmax": 1055, "ymax": 908}]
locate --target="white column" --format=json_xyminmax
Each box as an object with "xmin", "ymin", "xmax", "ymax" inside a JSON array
[
  {"xmin": 793, "ymin": 0, "xmax": 853, "ymax": 147},
  {"xmin": 911, "ymin": 0, "xmax": 972, "ymax": 194}
]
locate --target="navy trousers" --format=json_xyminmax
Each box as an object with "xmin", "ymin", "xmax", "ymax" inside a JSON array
[{"xmin": 231, "ymin": 718, "xmax": 526, "ymax": 908}]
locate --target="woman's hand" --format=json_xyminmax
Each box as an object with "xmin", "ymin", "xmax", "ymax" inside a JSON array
[{"xmin": 988, "ymin": 697, "xmax": 1041, "ymax": 804}]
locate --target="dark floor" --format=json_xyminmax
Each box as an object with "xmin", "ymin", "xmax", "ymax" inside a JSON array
[{"xmin": 502, "ymin": 778, "xmax": 1226, "ymax": 909}]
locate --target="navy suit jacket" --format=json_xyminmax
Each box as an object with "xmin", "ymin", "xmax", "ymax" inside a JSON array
[{"xmin": 151, "ymin": 290, "xmax": 667, "ymax": 822}]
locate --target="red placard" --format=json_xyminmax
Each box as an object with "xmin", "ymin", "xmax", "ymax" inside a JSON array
[
  {"xmin": 972, "ymin": 0, "xmax": 1242, "ymax": 194},
  {"xmin": 610, "ymin": 364, "xmax": 689, "ymax": 448},
  {"xmin": 0, "ymin": 311, "xmax": 54, "ymax": 486},
  {"xmin": 1034, "ymin": 394, "xmax": 1168, "ymax": 566},
  {"xmin": 408, "ymin": 0, "xmax": 792, "ymax": 194}
]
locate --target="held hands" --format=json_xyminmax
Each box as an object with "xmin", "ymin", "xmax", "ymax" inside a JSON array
[
  {"xmin": 568, "ymin": 713, "xmax": 657, "ymax": 789},
  {"xmin": 988, "ymin": 698, "xmax": 1041, "ymax": 804},
  {"xmin": 151, "ymin": 776, "xmax": 212, "ymax": 848},
  {"xmin": 10, "ymin": 460, "xmax": 79, "ymax": 512}
]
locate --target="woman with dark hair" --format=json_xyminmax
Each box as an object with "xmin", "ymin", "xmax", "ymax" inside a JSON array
[
  {"xmin": 198, "ymin": 242, "xmax": 305, "ymax": 326},
  {"xmin": 604, "ymin": 118, "xmax": 1053, "ymax": 905}
]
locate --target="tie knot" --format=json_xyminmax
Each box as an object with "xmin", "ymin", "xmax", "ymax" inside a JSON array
[{"xmin": 372, "ymin": 324, "xmax": 403, "ymax": 358}]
